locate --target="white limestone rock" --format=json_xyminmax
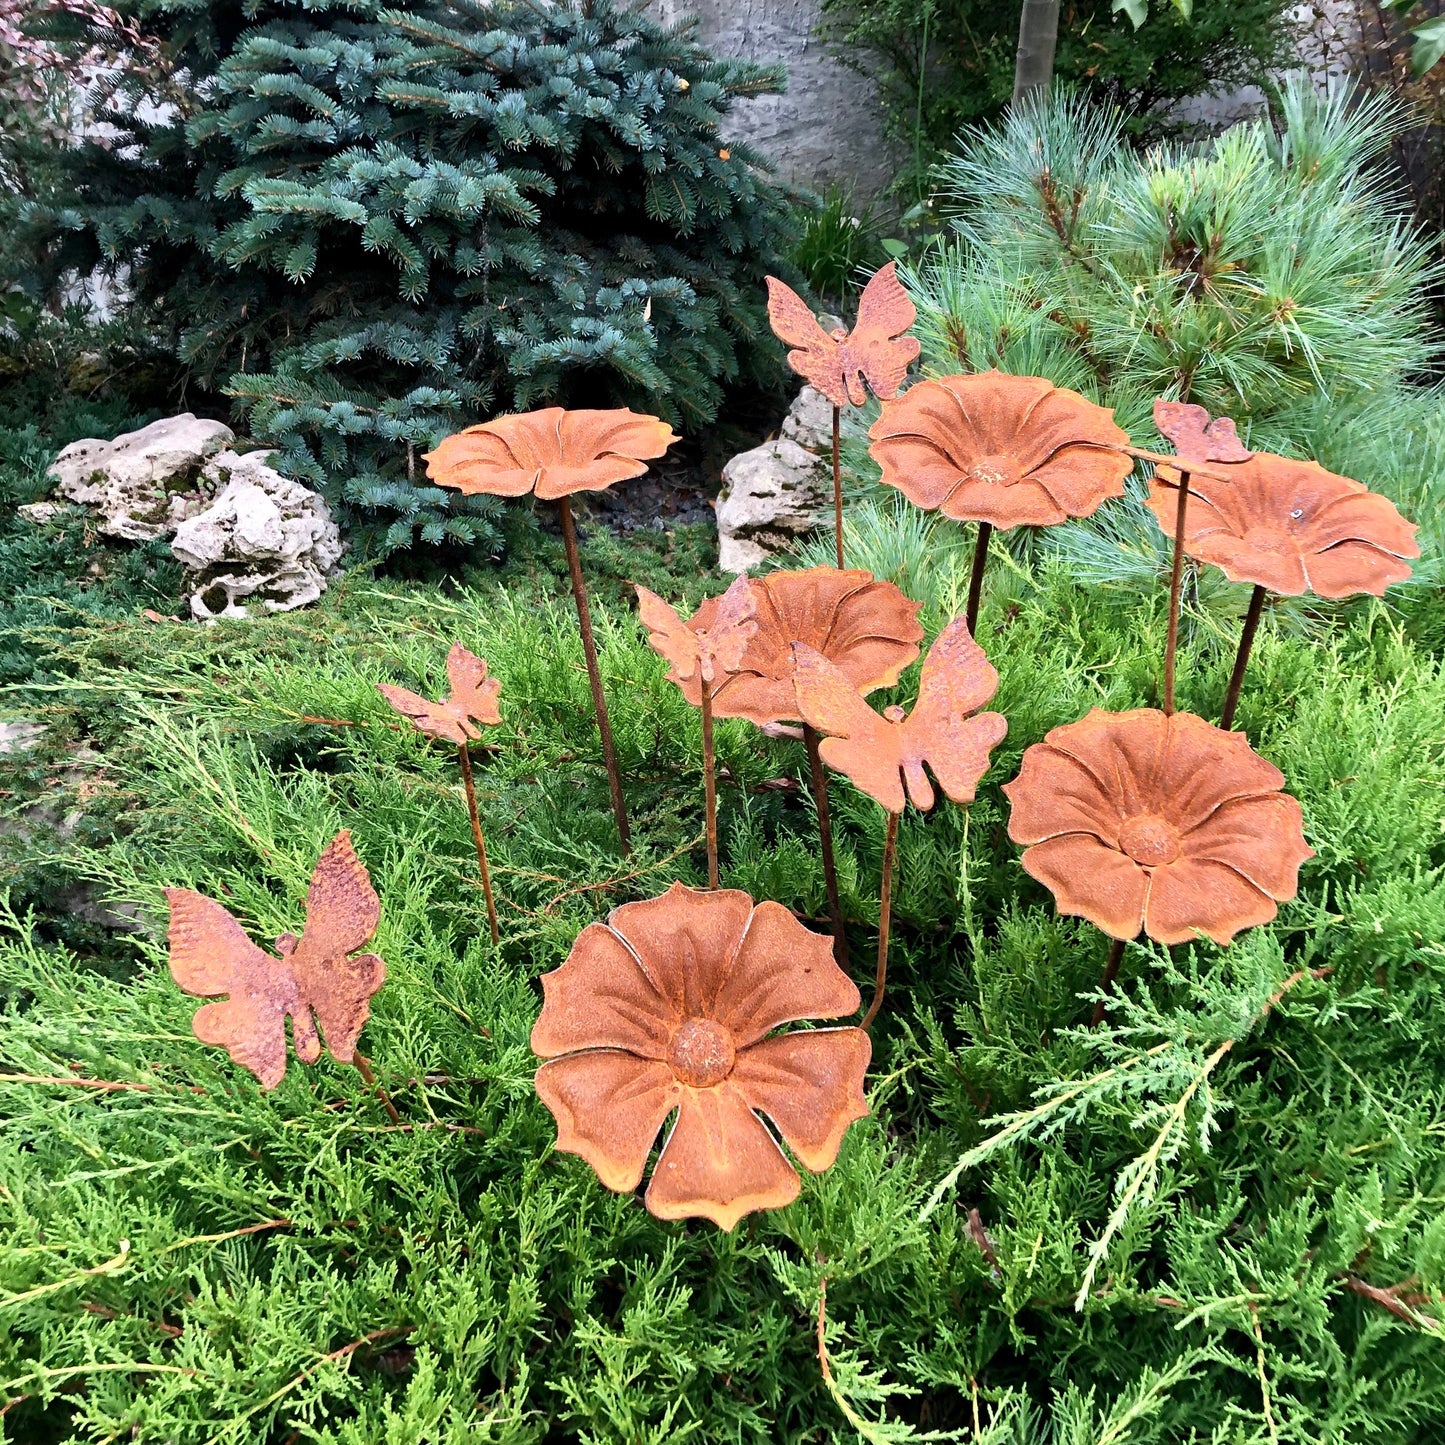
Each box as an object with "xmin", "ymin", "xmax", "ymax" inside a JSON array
[
  {"xmin": 49, "ymin": 413, "xmax": 234, "ymax": 541},
  {"xmin": 171, "ymin": 450, "xmax": 344, "ymax": 621},
  {"xmin": 714, "ymin": 436, "xmax": 829, "ymax": 575},
  {"xmin": 779, "ymin": 384, "xmax": 836, "ymax": 455}
]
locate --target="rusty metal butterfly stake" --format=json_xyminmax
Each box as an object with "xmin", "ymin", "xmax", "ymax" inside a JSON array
[
  {"xmin": 1143, "ymin": 413, "xmax": 1420, "ymax": 727},
  {"xmin": 166, "ymin": 830, "xmax": 394, "ymax": 1116},
  {"xmin": 674, "ymin": 566, "xmax": 924, "ymax": 966},
  {"xmin": 426, "ymin": 407, "xmax": 680, "ymax": 854},
  {"xmin": 793, "ymin": 618, "xmax": 1006, "ymax": 1028},
  {"xmin": 635, "ymin": 576, "xmax": 757, "ymax": 888},
  {"xmin": 1004, "ymin": 708, "xmax": 1313, "ymax": 1022},
  {"xmin": 532, "ymin": 882, "xmax": 871, "ymax": 1229},
  {"xmin": 868, "ymin": 371, "xmax": 1134, "ymax": 633},
  {"xmin": 379, "ymin": 643, "xmax": 503, "ymax": 944},
  {"xmin": 766, "ymin": 262, "xmax": 920, "ymax": 568}
]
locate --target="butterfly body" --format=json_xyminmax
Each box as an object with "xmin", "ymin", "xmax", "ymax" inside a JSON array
[
  {"xmin": 793, "ymin": 618, "xmax": 1007, "ymax": 814},
  {"xmin": 379, "ymin": 643, "xmax": 501, "ymax": 745},
  {"xmin": 765, "ymin": 263, "xmax": 920, "ymax": 410},
  {"xmin": 166, "ymin": 831, "xmax": 387, "ymax": 1089}
]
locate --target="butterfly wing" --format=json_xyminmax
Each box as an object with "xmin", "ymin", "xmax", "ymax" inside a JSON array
[
  {"xmin": 377, "ymin": 683, "xmax": 475, "ymax": 745},
  {"xmin": 841, "ymin": 262, "xmax": 920, "ymax": 406},
  {"xmin": 166, "ymin": 888, "xmax": 296, "ymax": 1090},
  {"xmin": 445, "ymin": 643, "xmax": 502, "ymax": 728},
  {"xmin": 1153, "ymin": 400, "xmax": 1252, "ymax": 464},
  {"xmin": 765, "ymin": 275, "xmax": 848, "ymax": 408},
  {"xmin": 695, "ymin": 575, "xmax": 758, "ymax": 682},
  {"xmin": 635, "ymin": 584, "xmax": 702, "ymax": 681},
  {"xmin": 287, "ymin": 831, "xmax": 386, "ymax": 1066},
  {"xmin": 791, "ymin": 642, "xmax": 906, "ymax": 813},
  {"xmin": 897, "ymin": 618, "xmax": 1008, "ymax": 810}
]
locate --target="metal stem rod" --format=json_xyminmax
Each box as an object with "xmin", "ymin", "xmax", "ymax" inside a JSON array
[
  {"xmin": 862, "ymin": 809, "xmax": 900, "ymax": 1031},
  {"xmin": 1220, "ymin": 585, "xmax": 1266, "ymax": 731},
  {"xmin": 457, "ymin": 743, "xmax": 500, "ymax": 945},
  {"xmin": 803, "ymin": 722, "xmax": 848, "ymax": 968}
]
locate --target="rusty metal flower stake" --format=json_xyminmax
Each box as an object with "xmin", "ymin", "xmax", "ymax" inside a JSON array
[
  {"xmin": 1147, "ymin": 400, "xmax": 1254, "ymax": 716},
  {"xmin": 676, "ymin": 566, "xmax": 924, "ymax": 965},
  {"xmin": 379, "ymin": 643, "xmax": 504, "ymax": 944},
  {"xmin": 766, "ymin": 263, "xmax": 920, "ymax": 567},
  {"xmin": 166, "ymin": 830, "xmax": 395, "ymax": 1117},
  {"xmin": 635, "ymin": 576, "xmax": 758, "ymax": 888},
  {"xmin": 426, "ymin": 407, "xmax": 680, "ymax": 854},
  {"xmin": 1143, "ymin": 429, "xmax": 1420, "ymax": 727},
  {"xmin": 868, "ymin": 371, "xmax": 1133, "ymax": 633},
  {"xmin": 793, "ymin": 617, "xmax": 1006, "ymax": 1028},
  {"xmin": 1004, "ymin": 708, "xmax": 1312, "ymax": 1020},
  {"xmin": 531, "ymin": 882, "xmax": 871, "ymax": 1229}
]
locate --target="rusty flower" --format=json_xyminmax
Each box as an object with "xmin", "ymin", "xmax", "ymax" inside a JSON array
[
  {"xmin": 422, "ymin": 407, "xmax": 678, "ymax": 501},
  {"xmin": 867, "ymin": 371, "xmax": 1133, "ymax": 529},
  {"xmin": 532, "ymin": 882, "xmax": 870, "ymax": 1230},
  {"xmin": 166, "ymin": 831, "xmax": 387, "ymax": 1089},
  {"xmin": 1004, "ymin": 708, "xmax": 1312, "ymax": 946},
  {"xmin": 1144, "ymin": 451, "xmax": 1420, "ymax": 600},
  {"xmin": 379, "ymin": 643, "xmax": 501, "ymax": 746},
  {"xmin": 765, "ymin": 262, "xmax": 920, "ymax": 409},
  {"xmin": 791, "ymin": 617, "xmax": 1007, "ymax": 814},
  {"xmin": 676, "ymin": 567, "xmax": 924, "ymax": 727}
]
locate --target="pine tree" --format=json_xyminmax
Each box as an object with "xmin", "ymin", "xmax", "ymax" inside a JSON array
[{"xmin": 21, "ymin": 0, "xmax": 803, "ymax": 554}]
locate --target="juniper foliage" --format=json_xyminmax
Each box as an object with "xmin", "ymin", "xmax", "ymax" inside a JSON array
[
  {"xmin": 1, "ymin": 503, "xmax": 1443, "ymax": 1439},
  {"xmin": 21, "ymin": 0, "xmax": 803, "ymax": 554}
]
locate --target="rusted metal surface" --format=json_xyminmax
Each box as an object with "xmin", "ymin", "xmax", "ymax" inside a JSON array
[
  {"xmin": 1144, "ymin": 451, "xmax": 1420, "ymax": 600},
  {"xmin": 1153, "ymin": 400, "xmax": 1253, "ymax": 464},
  {"xmin": 166, "ymin": 831, "xmax": 387, "ymax": 1089},
  {"xmin": 1003, "ymin": 708, "xmax": 1313, "ymax": 947},
  {"xmin": 378, "ymin": 643, "xmax": 502, "ymax": 746},
  {"xmin": 634, "ymin": 574, "xmax": 758, "ymax": 685},
  {"xmin": 791, "ymin": 616, "xmax": 1007, "ymax": 815},
  {"xmin": 867, "ymin": 371, "xmax": 1133, "ymax": 529},
  {"xmin": 765, "ymin": 262, "xmax": 920, "ymax": 408},
  {"xmin": 679, "ymin": 566, "xmax": 924, "ymax": 727},
  {"xmin": 636, "ymin": 576, "xmax": 758, "ymax": 890},
  {"xmin": 531, "ymin": 881, "xmax": 871, "ymax": 1231},
  {"xmin": 423, "ymin": 406, "xmax": 678, "ymax": 500}
]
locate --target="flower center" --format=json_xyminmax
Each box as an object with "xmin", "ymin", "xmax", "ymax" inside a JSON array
[
  {"xmin": 1117, "ymin": 813, "xmax": 1181, "ymax": 867},
  {"xmin": 1243, "ymin": 523, "xmax": 1296, "ymax": 556},
  {"xmin": 667, "ymin": 1018, "xmax": 736, "ymax": 1088},
  {"xmin": 964, "ymin": 453, "xmax": 1023, "ymax": 488}
]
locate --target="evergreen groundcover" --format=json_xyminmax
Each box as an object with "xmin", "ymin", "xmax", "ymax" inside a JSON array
[{"xmin": 1, "ymin": 503, "xmax": 1443, "ymax": 1441}]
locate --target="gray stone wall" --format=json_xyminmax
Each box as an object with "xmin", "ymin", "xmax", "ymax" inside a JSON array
[{"xmin": 650, "ymin": 0, "xmax": 901, "ymax": 200}]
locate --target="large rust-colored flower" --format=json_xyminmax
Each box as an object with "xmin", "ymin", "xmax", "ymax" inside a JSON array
[
  {"xmin": 671, "ymin": 567, "xmax": 924, "ymax": 726},
  {"xmin": 1143, "ymin": 451, "xmax": 1419, "ymax": 599},
  {"xmin": 765, "ymin": 263, "xmax": 920, "ymax": 408},
  {"xmin": 532, "ymin": 883, "xmax": 871, "ymax": 1230},
  {"xmin": 867, "ymin": 371, "xmax": 1133, "ymax": 529},
  {"xmin": 1003, "ymin": 708, "xmax": 1312, "ymax": 946},
  {"xmin": 423, "ymin": 406, "xmax": 678, "ymax": 500}
]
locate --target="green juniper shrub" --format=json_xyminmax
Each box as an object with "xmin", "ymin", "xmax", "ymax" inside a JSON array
[
  {"xmin": 818, "ymin": 0, "xmax": 1303, "ymax": 199},
  {"xmin": 18, "ymin": 0, "xmax": 807, "ymax": 557}
]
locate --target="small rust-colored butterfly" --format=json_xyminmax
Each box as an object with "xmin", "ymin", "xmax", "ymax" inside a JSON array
[
  {"xmin": 166, "ymin": 831, "xmax": 387, "ymax": 1090},
  {"xmin": 791, "ymin": 617, "xmax": 1008, "ymax": 814},
  {"xmin": 378, "ymin": 643, "xmax": 502, "ymax": 745},
  {"xmin": 635, "ymin": 575, "xmax": 758, "ymax": 685},
  {"xmin": 1154, "ymin": 400, "xmax": 1253, "ymax": 465},
  {"xmin": 765, "ymin": 262, "xmax": 921, "ymax": 409}
]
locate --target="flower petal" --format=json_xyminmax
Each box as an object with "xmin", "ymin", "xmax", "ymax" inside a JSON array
[
  {"xmin": 731, "ymin": 1028, "xmax": 871, "ymax": 1171},
  {"xmin": 1305, "ymin": 490, "xmax": 1420, "ymax": 558},
  {"xmin": 1181, "ymin": 793, "xmax": 1312, "ymax": 901},
  {"xmin": 423, "ymin": 424, "xmax": 541, "ymax": 497},
  {"xmin": 606, "ymin": 883, "xmax": 754, "ymax": 1021},
  {"xmin": 1155, "ymin": 713, "xmax": 1285, "ymax": 830},
  {"xmin": 1302, "ymin": 540, "xmax": 1416, "ymax": 600},
  {"xmin": 1004, "ymin": 743, "xmax": 1125, "ymax": 847},
  {"xmin": 1030, "ymin": 446, "xmax": 1131, "ymax": 518},
  {"xmin": 1190, "ymin": 530, "xmax": 1310, "ymax": 594},
  {"xmin": 1018, "ymin": 833, "xmax": 1149, "ymax": 941},
  {"xmin": 709, "ymin": 901, "xmax": 860, "ymax": 1047},
  {"xmin": 531, "ymin": 921, "xmax": 680, "ymax": 1060},
  {"xmin": 1143, "ymin": 858, "xmax": 1279, "ymax": 946},
  {"xmin": 535, "ymin": 1052, "xmax": 679, "ymax": 1193},
  {"xmin": 645, "ymin": 1085, "xmax": 801, "ymax": 1230},
  {"xmin": 940, "ymin": 476, "xmax": 1066, "ymax": 528},
  {"xmin": 1037, "ymin": 708, "xmax": 1170, "ymax": 821}
]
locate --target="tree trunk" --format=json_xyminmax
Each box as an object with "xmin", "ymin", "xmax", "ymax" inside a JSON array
[{"xmin": 1012, "ymin": 0, "xmax": 1060, "ymax": 103}]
